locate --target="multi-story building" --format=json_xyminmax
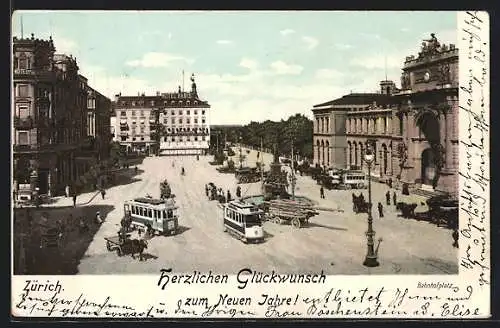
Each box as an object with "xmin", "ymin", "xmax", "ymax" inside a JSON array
[
  {"xmin": 86, "ymin": 85, "xmax": 112, "ymax": 159},
  {"xmin": 312, "ymin": 86, "xmax": 394, "ymax": 171},
  {"xmin": 157, "ymin": 75, "xmax": 211, "ymax": 156},
  {"xmin": 13, "ymin": 34, "xmax": 111, "ymax": 197},
  {"xmin": 114, "ymin": 95, "xmax": 156, "ymax": 154},
  {"xmin": 13, "ymin": 34, "xmax": 87, "ymax": 196},
  {"xmin": 113, "ymin": 74, "xmax": 211, "ymax": 156},
  {"xmin": 311, "ymin": 34, "xmax": 459, "ymax": 196}
]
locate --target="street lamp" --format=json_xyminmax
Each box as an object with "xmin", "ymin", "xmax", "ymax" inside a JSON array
[{"xmin": 363, "ymin": 146, "xmax": 379, "ymax": 267}]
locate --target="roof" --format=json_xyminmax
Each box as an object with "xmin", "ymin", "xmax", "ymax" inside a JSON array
[
  {"xmin": 313, "ymin": 93, "xmax": 393, "ymax": 108},
  {"xmin": 132, "ymin": 197, "xmax": 165, "ymax": 205}
]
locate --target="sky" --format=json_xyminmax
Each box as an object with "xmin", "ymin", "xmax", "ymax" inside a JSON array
[{"xmin": 11, "ymin": 11, "xmax": 457, "ymax": 125}]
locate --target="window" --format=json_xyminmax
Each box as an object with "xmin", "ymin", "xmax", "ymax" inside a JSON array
[
  {"xmin": 167, "ymin": 209, "xmax": 173, "ymax": 218},
  {"xmin": 202, "ymin": 119, "xmax": 206, "ymax": 124},
  {"xmin": 121, "ymin": 136, "xmax": 126, "ymax": 141},
  {"xmin": 18, "ymin": 85, "xmax": 29, "ymax": 97},
  {"xmin": 202, "ymin": 110, "xmax": 205, "ymax": 115},
  {"xmin": 179, "ymin": 119, "xmax": 183, "ymax": 124},
  {"xmin": 132, "ymin": 137, "xmax": 136, "ymax": 141},
  {"xmin": 171, "ymin": 110, "xmax": 175, "ymax": 115},
  {"xmin": 151, "ymin": 101, "xmax": 155, "ymax": 106},
  {"xmin": 187, "ymin": 119, "xmax": 190, "ymax": 124},
  {"xmin": 194, "ymin": 118, "xmax": 198, "ymax": 124},
  {"xmin": 132, "ymin": 111, "xmax": 136, "ymax": 116},
  {"xmin": 171, "ymin": 137, "xmax": 175, "ymax": 142},
  {"xmin": 141, "ymin": 137, "xmax": 144, "ymax": 141},
  {"xmin": 202, "ymin": 136, "xmax": 205, "ymax": 141},
  {"xmin": 194, "ymin": 136, "xmax": 198, "ymax": 141},
  {"xmin": 17, "ymin": 105, "xmax": 29, "ymax": 118},
  {"xmin": 187, "ymin": 136, "xmax": 190, "ymax": 141},
  {"xmin": 194, "ymin": 110, "xmax": 198, "ymax": 115},
  {"xmin": 163, "ymin": 119, "xmax": 168, "ymax": 124},
  {"xmin": 179, "ymin": 110, "xmax": 183, "ymax": 115},
  {"xmin": 171, "ymin": 118, "xmax": 175, "ymax": 124},
  {"xmin": 121, "ymin": 111, "xmax": 126, "ymax": 116},
  {"xmin": 17, "ymin": 131, "xmax": 29, "ymax": 144},
  {"xmin": 187, "ymin": 110, "xmax": 190, "ymax": 115},
  {"xmin": 18, "ymin": 57, "xmax": 27, "ymax": 69}
]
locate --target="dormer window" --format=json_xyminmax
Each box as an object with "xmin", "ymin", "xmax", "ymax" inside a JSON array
[
  {"xmin": 186, "ymin": 101, "xmax": 190, "ymax": 106},
  {"xmin": 171, "ymin": 100, "xmax": 175, "ymax": 105},
  {"xmin": 194, "ymin": 101, "xmax": 198, "ymax": 105},
  {"xmin": 178, "ymin": 101, "xmax": 183, "ymax": 105}
]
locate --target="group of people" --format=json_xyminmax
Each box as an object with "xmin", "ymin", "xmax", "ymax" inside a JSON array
[
  {"xmin": 205, "ymin": 183, "xmax": 244, "ymax": 204},
  {"xmin": 350, "ymin": 189, "xmax": 399, "ymax": 219}
]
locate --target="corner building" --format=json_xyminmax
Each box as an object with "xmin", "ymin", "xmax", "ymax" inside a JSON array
[
  {"xmin": 113, "ymin": 74, "xmax": 211, "ymax": 156},
  {"xmin": 312, "ymin": 35, "xmax": 459, "ymax": 197}
]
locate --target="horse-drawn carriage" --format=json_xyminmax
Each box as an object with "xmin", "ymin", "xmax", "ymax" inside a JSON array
[
  {"xmin": 352, "ymin": 193, "xmax": 369, "ymax": 214},
  {"xmin": 104, "ymin": 234, "xmax": 148, "ymax": 260},
  {"xmin": 235, "ymin": 167, "xmax": 262, "ymax": 184},
  {"xmin": 264, "ymin": 199, "xmax": 318, "ymax": 229}
]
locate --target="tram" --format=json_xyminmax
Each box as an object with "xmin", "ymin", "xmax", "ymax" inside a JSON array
[
  {"xmin": 222, "ymin": 200, "xmax": 265, "ymax": 243},
  {"xmin": 124, "ymin": 197, "xmax": 179, "ymax": 236}
]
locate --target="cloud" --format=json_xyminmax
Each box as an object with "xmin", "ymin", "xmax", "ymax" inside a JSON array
[
  {"xmin": 400, "ymin": 27, "xmax": 410, "ymax": 32},
  {"xmin": 349, "ymin": 52, "xmax": 405, "ymax": 70},
  {"xmin": 302, "ymin": 36, "xmax": 319, "ymax": 50},
  {"xmin": 239, "ymin": 58, "xmax": 258, "ymax": 70},
  {"xmin": 334, "ymin": 43, "xmax": 352, "ymax": 50},
  {"xmin": 280, "ymin": 29, "xmax": 295, "ymax": 36},
  {"xmin": 216, "ymin": 39, "xmax": 233, "ymax": 45},
  {"xmin": 315, "ymin": 68, "xmax": 343, "ymax": 80},
  {"xmin": 270, "ymin": 61, "xmax": 303, "ymax": 75},
  {"xmin": 126, "ymin": 52, "xmax": 192, "ymax": 68},
  {"xmin": 53, "ymin": 36, "xmax": 78, "ymax": 55}
]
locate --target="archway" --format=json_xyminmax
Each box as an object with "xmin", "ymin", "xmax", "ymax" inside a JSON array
[
  {"xmin": 326, "ymin": 141, "xmax": 330, "ymax": 166},
  {"xmin": 316, "ymin": 140, "xmax": 320, "ymax": 164},
  {"xmin": 321, "ymin": 140, "xmax": 325, "ymax": 167},
  {"xmin": 353, "ymin": 142, "xmax": 358, "ymax": 168},
  {"xmin": 348, "ymin": 141, "xmax": 352, "ymax": 167},
  {"xmin": 360, "ymin": 143, "xmax": 364, "ymax": 170},
  {"xmin": 421, "ymin": 148, "xmax": 437, "ymax": 186},
  {"xmin": 416, "ymin": 110, "xmax": 442, "ymax": 186},
  {"xmin": 382, "ymin": 144, "xmax": 388, "ymax": 175}
]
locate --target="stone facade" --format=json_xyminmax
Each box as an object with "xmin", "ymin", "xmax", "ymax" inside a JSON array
[
  {"xmin": 86, "ymin": 85, "xmax": 112, "ymax": 159},
  {"xmin": 13, "ymin": 34, "xmax": 111, "ymax": 197},
  {"xmin": 312, "ymin": 34, "xmax": 459, "ymax": 197},
  {"xmin": 113, "ymin": 74, "xmax": 211, "ymax": 156}
]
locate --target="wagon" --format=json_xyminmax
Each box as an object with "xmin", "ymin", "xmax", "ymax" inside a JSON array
[
  {"xmin": 104, "ymin": 234, "xmax": 132, "ymax": 256},
  {"xmin": 264, "ymin": 199, "xmax": 318, "ymax": 228}
]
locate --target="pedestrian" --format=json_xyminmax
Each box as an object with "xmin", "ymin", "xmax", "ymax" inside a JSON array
[
  {"xmin": 227, "ymin": 190, "xmax": 232, "ymax": 202},
  {"xmin": 101, "ymin": 189, "xmax": 106, "ymax": 200},
  {"xmin": 386, "ymin": 191, "xmax": 391, "ymax": 206},
  {"xmin": 205, "ymin": 184, "xmax": 209, "ymax": 197},
  {"xmin": 452, "ymin": 229, "xmax": 459, "ymax": 248},
  {"xmin": 378, "ymin": 202, "xmax": 384, "ymax": 218},
  {"xmin": 95, "ymin": 211, "xmax": 103, "ymax": 224},
  {"xmin": 393, "ymin": 191, "xmax": 397, "ymax": 207},
  {"xmin": 320, "ymin": 186, "xmax": 325, "ymax": 199},
  {"xmin": 135, "ymin": 166, "xmax": 138, "ymax": 174},
  {"xmin": 236, "ymin": 186, "xmax": 241, "ymax": 198},
  {"xmin": 65, "ymin": 185, "xmax": 70, "ymax": 198},
  {"xmin": 72, "ymin": 194, "xmax": 77, "ymax": 207}
]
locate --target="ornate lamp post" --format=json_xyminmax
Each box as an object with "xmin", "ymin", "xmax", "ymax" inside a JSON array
[{"xmin": 363, "ymin": 146, "xmax": 380, "ymax": 267}]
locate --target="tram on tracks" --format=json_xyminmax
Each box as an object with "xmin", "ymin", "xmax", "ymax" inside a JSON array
[{"xmin": 222, "ymin": 200, "xmax": 264, "ymax": 243}]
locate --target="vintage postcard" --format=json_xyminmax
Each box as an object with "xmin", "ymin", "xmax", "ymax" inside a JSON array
[{"xmin": 11, "ymin": 10, "xmax": 490, "ymax": 319}]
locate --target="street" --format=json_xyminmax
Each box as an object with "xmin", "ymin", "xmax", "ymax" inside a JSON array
[{"xmin": 48, "ymin": 148, "xmax": 457, "ymax": 275}]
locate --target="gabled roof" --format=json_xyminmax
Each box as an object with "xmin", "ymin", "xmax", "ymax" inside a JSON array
[{"xmin": 313, "ymin": 93, "xmax": 393, "ymax": 108}]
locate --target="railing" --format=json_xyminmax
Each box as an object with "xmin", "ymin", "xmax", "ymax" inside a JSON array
[
  {"xmin": 14, "ymin": 68, "xmax": 55, "ymax": 80},
  {"xmin": 14, "ymin": 117, "xmax": 33, "ymax": 129}
]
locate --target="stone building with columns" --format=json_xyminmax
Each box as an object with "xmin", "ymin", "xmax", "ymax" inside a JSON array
[{"xmin": 312, "ymin": 34, "xmax": 459, "ymax": 196}]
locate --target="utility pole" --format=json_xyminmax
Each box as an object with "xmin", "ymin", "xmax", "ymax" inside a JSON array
[
  {"xmin": 291, "ymin": 140, "xmax": 296, "ymax": 200},
  {"xmin": 260, "ymin": 137, "xmax": 264, "ymax": 191}
]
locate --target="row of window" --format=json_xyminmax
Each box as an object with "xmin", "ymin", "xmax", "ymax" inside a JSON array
[
  {"xmin": 121, "ymin": 100, "xmax": 201, "ymax": 107},
  {"xmin": 225, "ymin": 208, "xmax": 244, "ymax": 224},
  {"xmin": 120, "ymin": 109, "xmax": 206, "ymax": 116},
  {"xmin": 161, "ymin": 136, "xmax": 207, "ymax": 142},
  {"xmin": 130, "ymin": 205, "xmax": 174, "ymax": 219},
  {"xmin": 163, "ymin": 118, "xmax": 206, "ymax": 124}
]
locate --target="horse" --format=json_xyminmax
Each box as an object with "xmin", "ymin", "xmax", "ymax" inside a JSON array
[{"xmin": 130, "ymin": 239, "xmax": 148, "ymax": 261}]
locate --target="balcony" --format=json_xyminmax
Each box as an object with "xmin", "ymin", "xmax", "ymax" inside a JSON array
[
  {"xmin": 14, "ymin": 117, "xmax": 34, "ymax": 129},
  {"xmin": 14, "ymin": 68, "xmax": 56, "ymax": 81}
]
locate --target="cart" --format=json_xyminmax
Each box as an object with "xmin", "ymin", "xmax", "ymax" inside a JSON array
[
  {"xmin": 104, "ymin": 234, "xmax": 132, "ymax": 256},
  {"xmin": 265, "ymin": 199, "xmax": 318, "ymax": 229}
]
